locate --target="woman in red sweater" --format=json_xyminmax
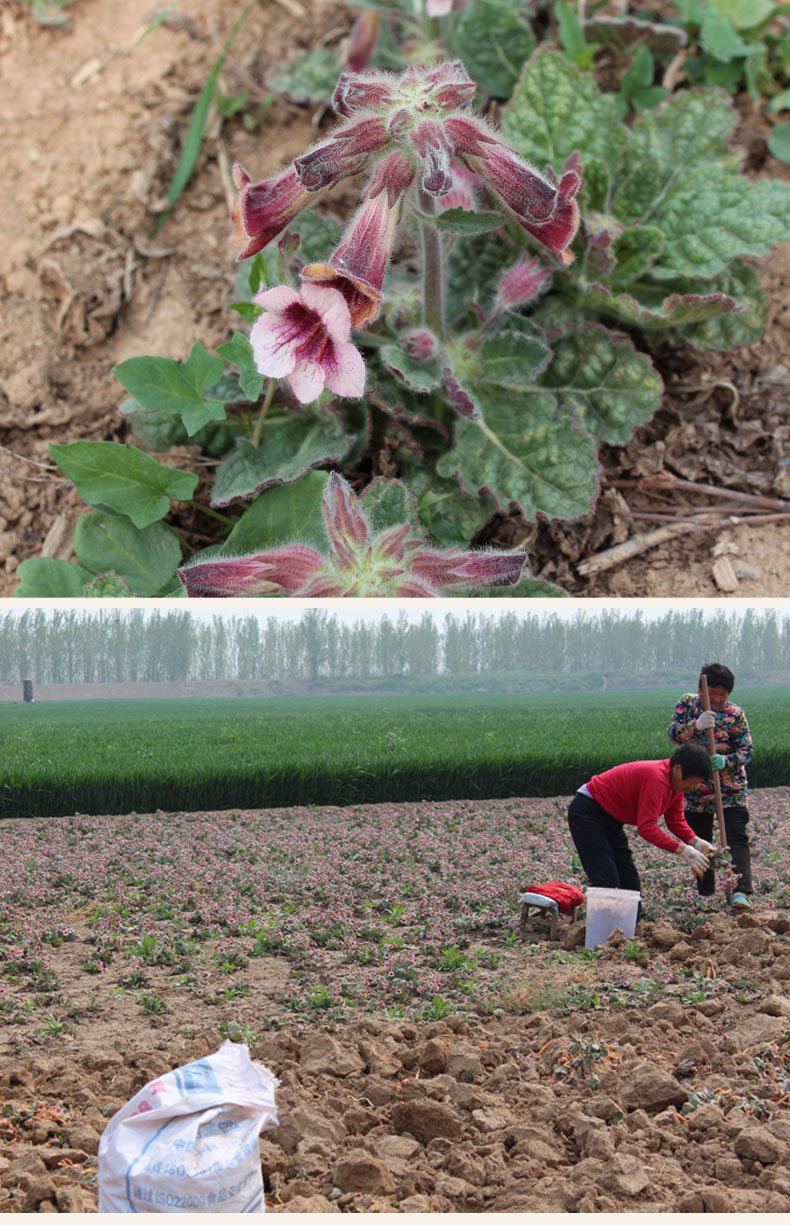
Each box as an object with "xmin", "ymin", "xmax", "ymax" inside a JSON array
[{"xmin": 567, "ymin": 744, "xmax": 715, "ymax": 893}]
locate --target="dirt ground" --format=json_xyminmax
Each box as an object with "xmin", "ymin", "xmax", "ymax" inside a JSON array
[
  {"xmin": 2, "ymin": 789, "xmax": 790, "ymax": 1212},
  {"xmin": 1, "ymin": 0, "xmax": 790, "ymax": 598}
]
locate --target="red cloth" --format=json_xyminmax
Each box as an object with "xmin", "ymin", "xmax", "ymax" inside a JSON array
[
  {"xmin": 585, "ymin": 758, "xmax": 696, "ymax": 853},
  {"xmin": 525, "ymin": 881, "xmax": 585, "ymax": 913}
]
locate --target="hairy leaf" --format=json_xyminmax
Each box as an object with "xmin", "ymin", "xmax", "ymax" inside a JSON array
[
  {"xmin": 82, "ymin": 573, "xmax": 137, "ymax": 597},
  {"xmin": 665, "ymin": 260, "xmax": 766, "ymax": 348},
  {"xmin": 266, "ymin": 46, "xmax": 340, "ymax": 105},
  {"xmin": 211, "ymin": 413, "xmax": 352, "ymax": 506},
  {"xmin": 503, "ymin": 47, "xmax": 625, "ymax": 174},
  {"xmin": 610, "ymin": 225, "xmax": 665, "ymax": 281},
  {"xmin": 538, "ymin": 325, "xmax": 663, "ymax": 445},
  {"xmin": 113, "ymin": 342, "xmax": 227, "ymax": 436},
  {"xmin": 431, "ymin": 208, "xmax": 505, "ymax": 236},
  {"xmin": 578, "ymin": 280, "xmax": 742, "ymax": 330},
  {"xmin": 381, "ymin": 343, "xmax": 441, "ymax": 393},
  {"xmin": 359, "ymin": 478, "xmax": 421, "ymax": 535},
  {"xmin": 74, "ymin": 511, "xmax": 182, "ymax": 597},
  {"xmin": 454, "ymin": 0, "xmax": 536, "ymax": 98},
  {"xmin": 50, "ymin": 442, "xmax": 198, "ymax": 529}
]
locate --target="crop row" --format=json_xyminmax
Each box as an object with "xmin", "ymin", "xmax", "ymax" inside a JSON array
[{"xmin": 1, "ymin": 689, "xmax": 787, "ymax": 819}]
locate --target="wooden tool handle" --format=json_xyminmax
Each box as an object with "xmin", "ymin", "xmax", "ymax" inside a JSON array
[{"xmin": 699, "ymin": 675, "xmax": 728, "ymax": 851}]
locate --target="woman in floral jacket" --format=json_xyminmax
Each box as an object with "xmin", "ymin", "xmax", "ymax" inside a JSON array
[{"xmin": 667, "ymin": 663, "xmax": 753, "ymax": 911}]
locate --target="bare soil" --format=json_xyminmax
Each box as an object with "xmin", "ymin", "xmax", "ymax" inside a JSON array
[
  {"xmin": 1, "ymin": 0, "xmax": 790, "ymax": 597},
  {"xmin": 2, "ymin": 791, "xmax": 790, "ymax": 1213}
]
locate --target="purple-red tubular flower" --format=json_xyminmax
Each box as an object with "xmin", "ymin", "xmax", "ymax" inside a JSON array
[
  {"xmin": 177, "ymin": 472, "xmax": 530, "ymax": 598},
  {"xmin": 410, "ymin": 119, "xmax": 453, "ymax": 196},
  {"xmin": 333, "ymin": 69, "xmax": 396, "ymax": 118},
  {"xmin": 178, "ymin": 545, "xmax": 323, "ymax": 597},
  {"xmin": 250, "ymin": 283, "xmax": 366, "ymax": 404},
  {"xmin": 301, "ymin": 152, "xmax": 415, "ymax": 329},
  {"xmin": 445, "ymin": 116, "xmax": 582, "ymax": 264},
  {"xmin": 294, "ymin": 116, "xmax": 391, "ymax": 192},
  {"xmin": 229, "ymin": 164, "xmax": 319, "ymax": 261}
]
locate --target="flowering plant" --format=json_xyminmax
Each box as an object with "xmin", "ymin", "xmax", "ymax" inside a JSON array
[{"xmin": 17, "ymin": 0, "xmax": 790, "ymax": 599}]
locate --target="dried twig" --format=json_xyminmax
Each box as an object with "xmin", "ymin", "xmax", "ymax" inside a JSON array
[
  {"xmin": 604, "ymin": 476, "xmax": 790, "ymax": 514},
  {"xmin": 576, "ymin": 522, "xmax": 700, "ymax": 578}
]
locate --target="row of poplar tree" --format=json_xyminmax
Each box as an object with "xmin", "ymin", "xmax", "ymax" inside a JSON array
[{"xmin": 1, "ymin": 608, "xmax": 789, "ymax": 685}]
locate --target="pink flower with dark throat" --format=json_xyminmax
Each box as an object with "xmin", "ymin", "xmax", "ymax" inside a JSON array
[
  {"xmin": 250, "ymin": 283, "xmax": 366, "ymax": 404},
  {"xmin": 229, "ymin": 164, "xmax": 320, "ymax": 261},
  {"xmin": 178, "ymin": 473, "xmax": 530, "ymax": 598},
  {"xmin": 302, "ymin": 153, "xmax": 415, "ymax": 329}
]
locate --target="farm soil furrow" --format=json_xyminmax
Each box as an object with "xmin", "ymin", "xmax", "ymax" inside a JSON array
[{"xmin": 2, "ymin": 790, "xmax": 790, "ymax": 1211}]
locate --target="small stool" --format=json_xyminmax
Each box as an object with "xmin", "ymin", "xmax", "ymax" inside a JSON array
[{"xmin": 518, "ymin": 891, "xmax": 579, "ymax": 942}]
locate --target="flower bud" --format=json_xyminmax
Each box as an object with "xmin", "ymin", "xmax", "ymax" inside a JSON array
[
  {"xmin": 496, "ymin": 255, "xmax": 552, "ymax": 310},
  {"xmin": 333, "ymin": 66, "xmax": 395, "ymax": 116},
  {"xmin": 344, "ymin": 11, "xmax": 381, "ymax": 74},
  {"xmin": 229, "ymin": 164, "xmax": 319, "ymax": 261},
  {"xmin": 294, "ymin": 116, "xmax": 391, "ymax": 191}
]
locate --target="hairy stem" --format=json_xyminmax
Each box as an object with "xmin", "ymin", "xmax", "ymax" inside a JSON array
[
  {"xmin": 252, "ymin": 378, "xmax": 276, "ymax": 448},
  {"xmin": 418, "ymin": 188, "xmax": 445, "ymax": 339}
]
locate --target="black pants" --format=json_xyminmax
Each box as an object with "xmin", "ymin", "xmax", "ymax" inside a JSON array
[
  {"xmin": 567, "ymin": 792, "xmax": 641, "ymax": 893},
  {"xmin": 686, "ymin": 805, "xmax": 751, "ymax": 896}
]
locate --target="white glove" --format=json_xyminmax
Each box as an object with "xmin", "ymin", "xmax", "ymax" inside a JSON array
[
  {"xmin": 691, "ymin": 836, "xmax": 715, "ymax": 857},
  {"xmin": 678, "ymin": 842, "xmax": 709, "ymax": 877},
  {"xmin": 695, "ymin": 710, "xmax": 716, "ymax": 731}
]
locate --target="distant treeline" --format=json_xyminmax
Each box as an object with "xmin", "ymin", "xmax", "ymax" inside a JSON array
[{"xmin": 1, "ymin": 607, "xmax": 788, "ymax": 687}]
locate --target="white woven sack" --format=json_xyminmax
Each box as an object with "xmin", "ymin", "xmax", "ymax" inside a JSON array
[{"xmin": 98, "ymin": 1040, "xmax": 278, "ymax": 1213}]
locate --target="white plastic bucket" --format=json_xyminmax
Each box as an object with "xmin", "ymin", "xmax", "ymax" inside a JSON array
[{"xmin": 584, "ymin": 887, "xmax": 640, "ymax": 950}]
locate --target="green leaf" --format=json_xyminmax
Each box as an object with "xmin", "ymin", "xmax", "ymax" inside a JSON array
[
  {"xmin": 581, "ymin": 158, "xmax": 611, "ymax": 212},
  {"xmin": 359, "ymin": 478, "xmax": 421, "ymax": 536},
  {"xmin": 14, "ymin": 558, "xmax": 94, "ymax": 598},
  {"xmin": 665, "ymin": 260, "xmax": 766, "ymax": 348},
  {"xmin": 709, "ymin": 0, "xmax": 775, "ymax": 30},
  {"xmin": 222, "ymin": 471, "xmax": 329, "ymax": 553},
  {"xmin": 381, "ymin": 343, "xmax": 441, "ymax": 393},
  {"xmin": 50, "ymin": 441, "xmax": 198, "ymax": 529},
  {"xmin": 407, "ymin": 473, "xmax": 495, "ymax": 547},
  {"xmin": 447, "ymin": 230, "xmax": 521, "ymax": 322},
  {"xmin": 555, "ymin": 0, "xmax": 588, "ymax": 59},
  {"xmin": 124, "ymin": 404, "xmax": 244, "ymax": 459},
  {"xmin": 228, "ymin": 301, "xmax": 263, "ymax": 324},
  {"xmin": 610, "ymin": 225, "xmax": 665, "ymax": 281},
  {"xmin": 437, "ymin": 320, "xmax": 600, "ymax": 520},
  {"xmin": 647, "ymin": 169, "xmax": 790, "ymax": 279},
  {"xmin": 211, "ymin": 412, "xmax": 353, "ymax": 506},
  {"xmin": 431, "ymin": 208, "xmax": 504, "ymax": 236},
  {"xmin": 113, "ymin": 342, "xmax": 227, "ymax": 436},
  {"xmin": 454, "ymin": 0, "xmax": 536, "ymax": 98},
  {"xmin": 582, "ymin": 14, "xmax": 688, "ymax": 53},
  {"xmin": 537, "ymin": 325, "xmax": 663, "ymax": 445},
  {"xmin": 578, "ymin": 280, "xmax": 742, "ymax": 330},
  {"xmin": 215, "ymin": 332, "xmax": 264, "ymax": 401},
  {"xmin": 700, "ymin": 13, "xmax": 753, "ymax": 60},
  {"xmin": 768, "ymin": 89, "xmax": 790, "ymax": 114},
  {"xmin": 503, "ymin": 48, "xmax": 625, "ymax": 176},
  {"xmin": 266, "ymin": 46, "xmax": 340, "ymax": 105},
  {"xmin": 467, "ymin": 575, "xmax": 567, "ymax": 597},
  {"xmin": 625, "ymin": 89, "xmax": 740, "ymax": 180},
  {"xmin": 82, "ymin": 573, "xmax": 137, "ymax": 597},
  {"xmin": 287, "ymin": 211, "xmax": 342, "ymax": 265},
  {"xmin": 768, "ymin": 122, "xmax": 790, "ymax": 160},
  {"xmin": 620, "ymin": 44, "xmax": 655, "ymax": 95},
  {"xmin": 74, "ymin": 511, "xmax": 182, "ymax": 597}
]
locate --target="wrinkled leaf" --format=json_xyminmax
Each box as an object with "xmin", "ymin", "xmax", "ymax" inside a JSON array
[
  {"xmin": 113, "ymin": 342, "xmax": 227, "ymax": 436},
  {"xmin": 405, "ymin": 470, "xmax": 496, "ymax": 547},
  {"xmin": 454, "ymin": 0, "xmax": 536, "ymax": 98},
  {"xmin": 578, "ymin": 280, "xmax": 742, "ymax": 330},
  {"xmin": 647, "ymin": 168, "xmax": 790, "ymax": 279},
  {"xmin": 359, "ymin": 477, "xmax": 421, "ymax": 536},
  {"xmin": 74, "ymin": 511, "xmax": 182, "ymax": 597},
  {"xmin": 82, "ymin": 573, "xmax": 137, "ymax": 597},
  {"xmin": 610, "ymin": 225, "xmax": 665, "ymax": 281},
  {"xmin": 266, "ymin": 46, "xmax": 340, "ymax": 105},
  {"xmin": 582, "ymin": 14, "xmax": 688, "ymax": 52},
  {"xmin": 50, "ymin": 442, "xmax": 199, "ymax": 529},
  {"xmin": 538, "ymin": 325, "xmax": 664, "ymax": 445},
  {"xmin": 503, "ymin": 47, "xmax": 625, "ymax": 175},
  {"xmin": 211, "ymin": 412, "xmax": 352, "ymax": 506},
  {"xmin": 665, "ymin": 260, "xmax": 766, "ymax": 348},
  {"xmin": 222, "ymin": 471, "xmax": 329, "ymax": 553},
  {"xmin": 381, "ymin": 343, "xmax": 441, "ymax": 394},
  {"xmin": 432, "ymin": 208, "xmax": 504, "ymax": 236}
]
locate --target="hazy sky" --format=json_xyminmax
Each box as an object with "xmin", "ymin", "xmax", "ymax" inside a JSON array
[{"xmin": 4, "ymin": 597, "xmax": 789, "ymax": 627}]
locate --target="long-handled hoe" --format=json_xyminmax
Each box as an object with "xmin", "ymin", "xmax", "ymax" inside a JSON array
[{"xmin": 699, "ymin": 675, "xmax": 734, "ymax": 908}]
